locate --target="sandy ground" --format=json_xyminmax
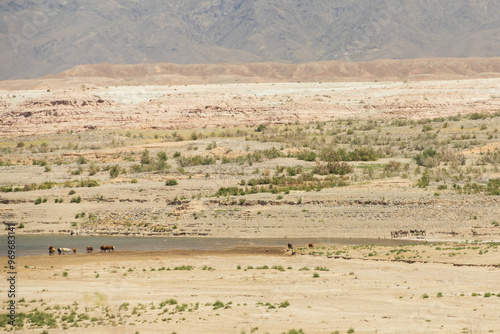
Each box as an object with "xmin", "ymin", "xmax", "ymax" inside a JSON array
[{"xmin": 4, "ymin": 245, "xmax": 500, "ymax": 334}]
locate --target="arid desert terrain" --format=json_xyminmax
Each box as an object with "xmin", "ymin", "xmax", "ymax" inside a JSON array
[{"xmin": 1, "ymin": 61, "xmax": 500, "ymax": 333}]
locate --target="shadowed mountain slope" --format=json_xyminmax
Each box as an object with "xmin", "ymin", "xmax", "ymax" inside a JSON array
[{"xmin": 1, "ymin": 0, "xmax": 500, "ymax": 80}]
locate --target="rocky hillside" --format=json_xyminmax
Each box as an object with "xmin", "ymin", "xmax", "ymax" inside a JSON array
[{"xmin": 1, "ymin": 0, "xmax": 500, "ymax": 80}]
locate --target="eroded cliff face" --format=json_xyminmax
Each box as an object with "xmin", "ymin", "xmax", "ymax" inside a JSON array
[{"xmin": 2, "ymin": 74, "xmax": 500, "ymax": 138}]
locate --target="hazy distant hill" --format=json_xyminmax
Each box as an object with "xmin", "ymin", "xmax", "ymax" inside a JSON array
[{"xmin": 1, "ymin": 0, "xmax": 500, "ymax": 80}]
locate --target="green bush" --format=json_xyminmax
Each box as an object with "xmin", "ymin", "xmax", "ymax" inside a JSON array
[
  {"xmin": 296, "ymin": 150, "xmax": 317, "ymax": 161},
  {"xmin": 319, "ymin": 147, "xmax": 378, "ymax": 162},
  {"xmin": 78, "ymin": 179, "xmax": 100, "ymax": 187},
  {"xmin": 88, "ymin": 162, "xmax": 100, "ymax": 175},
  {"xmin": 77, "ymin": 156, "xmax": 88, "ymax": 164},
  {"xmin": 256, "ymin": 124, "xmax": 266, "ymax": 132},
  {"xmin": 486, "ymin": 179, "xmax": 500, "ymax": 195},
  {"xmin": 141, "ymin": 149, "xmax": 151, "ymax": 165},
  {"xmin": 417, "ymin": 170, "xmax": 431, "ymax": 188},
  {"xmin": 109, "ymin": 164, "xmax": 121, "ymax": 178},
  {"xmin": 414, "ymin": 149, "xmax": 439, "ymax": 167},
  {"xmin": 70, "ymin": 196, "xmax": 82, "ymax": 203},
  {"xmin": 165, "ymin": 179, "xmax": 178, "ymax": 186}
]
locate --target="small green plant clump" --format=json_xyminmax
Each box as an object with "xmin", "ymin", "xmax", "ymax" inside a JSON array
[
  {"xmin": 70, "ymin": 196, "xmax": 82, "ymax": 203},
  {"xmin": 165, "ymin": 179, "xmax": 178, "ymax": 186}
]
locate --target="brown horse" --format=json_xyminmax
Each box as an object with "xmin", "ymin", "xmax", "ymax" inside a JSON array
[
  {"xmin": 86, "ymin": 246, "xmax": 93, "ymax": 253},
  {"xmin": 100, "ymin": 245, "xmax": 115, "ymax": 252},
  {"xmin": 48, "ymin": 246, "xmax": 55, "ymax": 255},
  {"xmin": 308, "ymin": 243, "xmax": 314, "ymax": 248}
]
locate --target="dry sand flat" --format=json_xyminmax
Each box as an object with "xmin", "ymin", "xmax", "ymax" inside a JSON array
[{"xmin": 8, "ymin": 245, "xmax": 500, "ymax": 333}]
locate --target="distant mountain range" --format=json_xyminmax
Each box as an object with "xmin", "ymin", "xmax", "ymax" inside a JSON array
[{"xmin": 1, "ymin": 0, "xmax": 500, "ymax": 80}]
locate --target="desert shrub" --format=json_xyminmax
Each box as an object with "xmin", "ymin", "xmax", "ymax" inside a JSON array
[
  {"xmin": 71, "ymin": 166, "xmax": 83, "ymax": 175},
  {"xmin": 157, "ymin": 151, "xmax": 168, "ymax": 161},
  {"xmin": 141, "ymin": 149, "xmax": 151, "ymax": 164},
  {"xmin": 70, "ymin": 196, "xmax": 82, "ymax": 203},
  {"xmin": 39, "ymin": 181, "xmax": 56, "ymax": 190},
  {"xmin": 129, "ymin": 164, "xmax": 143, "ymax": 173},
  {"xmin": 215, "ymin": 187, "xmax": 244, "ymax": 197},
  {"xmin": 414, "ymin": 149, "xmax": 439, "ymax": 167},
  {"xmin": 462, "ymin": 183, "xmax": 484, "ymax": 195},
  {"xmin": 286, "ymin": 166, "xmax": 303, "ymax": 176},
  {"xmin": 77, "ymin": 156, "xmax": 88, "ymax": 164},
  {"xmin": 32, "ymin": 159, "xmax": 47, "ymax": 166},
  {"xmin": 178, "ymin": 155, "xmax": 215, "ymax": 167},
  {"xmin": 486, "ymin": 178, "xmax": 500, "ymax": 195},
  {"xmin": 385, "ymin": 160, "xmax": 402, "ymax": 173},
  {"xmin": 88, "ymin": 162, "xmax": 100, "ymax": 175},
  {"xmin": 165, "ymin": 179, "xmax": 178, "ymax": 186},
  {"xmin": 280, "ymin": 329, "xmax": 305, "ymax": 334},
  {"xmin": 212, "ymin": 300, "xmax": 225, "ymax": 310},
  {"xmin": 154, "ymin": 158, "xmax": 170, "ymax": 172},
  {"xmin": 296, "ymin": 150, "xmax": 317, "ymax": 161},
  {"xmin": 174, "ymin": 265, "xmax": 194, "ymax": 270},
  {"xmin": 416, "ymin": 169, "xmax": 431, "ymax": 188},
  {"xmin": 109, "ymin": 164, "xmax": 121, "ymax": 178},
  {"xmin": 279, "ymin": 300, "xmax": 290, "ymax": 308},
  {"xmin": 319, "ymin": 147, "xmax": 378, "ymax": 162},
  {"xmin": 28, "ymin": 310, "xmax": 57, "ymax": 328},
  {"xmin": 468, "ymin": 112, "xmax": 489, "ymax": 120},
  {"xmin": 314, "ymin": 162, "xmax": 353, "ymax": 175},
  {"xmin": 78, "ymin": 179, "xmax": 100, "ymax": 187}
]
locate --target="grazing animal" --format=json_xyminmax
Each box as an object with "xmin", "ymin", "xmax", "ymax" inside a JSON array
[
  {"xmin": 48, "ymin": 246, "xmax": 55, "ymax": 256},
  {"xmin": 86, "ymin": 246, "xmax": 93, "ymax": 253},
  {"xmin": 287, "ymin": 243, "xmax": 293, "ymax": 250},
  {"xmin": 58, "ymin": 247, "xmax": 72, "ymax": 255},
  {"xmin": 73, "ymin": 248, "xmax": 77, "ymax": 254},
  {"xmin": 308, "ymin": 243, "xmax": 314, "ymax": 248},
  {"xmin": 100, "ymin": 245, "xmax": 115, "ymax": 252}
]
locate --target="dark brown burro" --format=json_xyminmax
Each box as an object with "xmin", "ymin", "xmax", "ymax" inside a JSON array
[
  {"xmin": 308, "ymin": 243, "xmax": 314, "ymax": 248},
  {"xmin": 86, "ymin": 246, "xmax": 93, "ymax": 253},
  {"xmin": 100, "ymin": 245, "xmax": 115, "ymax": 252}
]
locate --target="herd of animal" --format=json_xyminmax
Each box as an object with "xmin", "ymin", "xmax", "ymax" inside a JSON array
[
  {"xmin": 48, "ymin": 243, "xmax": 316, "ymax": 256},
  {"xmin": 48, "ymin": 245, "xmax": 115, "ymax": 255},
  {"xmin": 390, "ymin": 230, "xmax": 426, "ymax": 238}
]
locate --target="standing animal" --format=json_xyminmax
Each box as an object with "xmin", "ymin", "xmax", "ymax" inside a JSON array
[
  {"xmin": 48, "ymin": 246, "xmax": 55, "ymax": 255},
  {"xmin": 287, "ymin": 243, "xmax": 293, "ymax": 250},
  {"xmin": 58, "ymin": 247, "xmax": 72, "ymax": 255},
  {"xmin": 100, "ymin": 245, "xmax": 115, "ymax": 252},
  {"xmin": 308, "ymin": 243, "xmax": 314, "ymax": 248},
  {"xmin": 86, "ymin": 246, "xmax": 93, "ymax": 253},
  {"xmin": 73, "ymin": 248, "xmax": 77, "ymax": 254}
]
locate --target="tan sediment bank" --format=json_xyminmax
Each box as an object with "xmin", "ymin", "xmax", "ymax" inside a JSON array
[{"xmin": 5, "ymin": 243, "xmax": 500, "ymax": 333}]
